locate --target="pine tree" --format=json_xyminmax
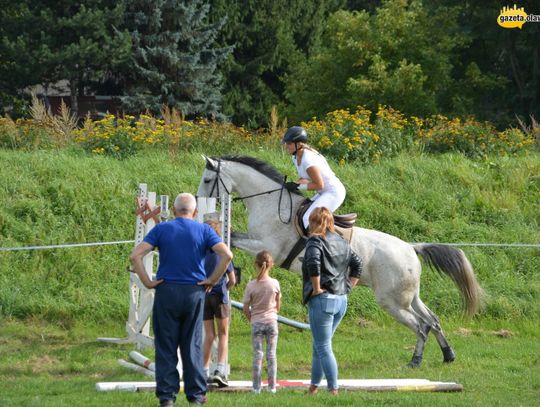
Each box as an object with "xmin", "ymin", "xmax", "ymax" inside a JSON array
[
  {"xmin": 208, "ymin": 0, "xmax": 345, "ymax": 128},
  {"xmin": 122, "ymin": 0, "xmax": 231, "ymax": 118},
  {"xmin": 0, "ymin": 1, "xmax": 131, "ymax": 117}
]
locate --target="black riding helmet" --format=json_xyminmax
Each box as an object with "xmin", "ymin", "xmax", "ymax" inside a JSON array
[{"xmin": 281, "ymin": 126, "xmax": 307, "ymax": 144}]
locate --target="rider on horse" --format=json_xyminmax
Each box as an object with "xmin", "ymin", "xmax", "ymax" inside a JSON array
[{"xmin": 282, "ymin": 126, "xmax": 346, "ymax": 229}]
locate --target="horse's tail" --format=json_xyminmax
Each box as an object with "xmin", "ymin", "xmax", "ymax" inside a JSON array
[{"xmin": 414, "ymin": 244, "xmax": 483, "ymax": 316}]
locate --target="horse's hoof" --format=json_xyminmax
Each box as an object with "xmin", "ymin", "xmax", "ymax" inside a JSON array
[
  {"xmin": 442, "ymin": 346, "xmax": 456, "ymax": 363},
  {"xmin": 407, "ymin": 355, "xmax": 422, "ymax": 368}
]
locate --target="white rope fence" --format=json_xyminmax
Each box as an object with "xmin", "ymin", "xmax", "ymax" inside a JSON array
[
  {"xmin": 412, "ymin": 242, "xmax": 540, "ymax": 248},
  {"xmin": 1, "ymin": 240, "xmax": 538, "ymax": 251}
]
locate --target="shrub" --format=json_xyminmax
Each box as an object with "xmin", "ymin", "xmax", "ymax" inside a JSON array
[
  {"xmin": 302, "ymin": 105, "xmax": 415, "ymax": 163},
  {"xmin": 2, "ymin": 102, "xmax": 534, "ymax": 162},
  {"xmin": 74, "ymin": 114, "xmax": 162, "ymax": 159},
  {"xmin": 165, "ymin": 118, "xmax": 257, "ymax": 155},
  {"xmin": 416, "ymin": 115, "xmax": 534, "ymax": 158},
  {"xmin": 373, "ymin": 105, "xmax": 415, "ymax": 159},
  {"xmin": 302, "ymin": 107, "xmax": 376, "ymax": 164},
  {"xmin": 0, "ymin": 117, "xmax": 57, "ymax": 150},
  {"xmin": 74, "ymin": 113, "xmax": 271, "ymax": 158}
]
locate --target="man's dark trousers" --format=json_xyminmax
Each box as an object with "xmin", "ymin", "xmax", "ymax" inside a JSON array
[{"xmin": 153, "ymin": 283, "xmax": 207, "ymax": 403}]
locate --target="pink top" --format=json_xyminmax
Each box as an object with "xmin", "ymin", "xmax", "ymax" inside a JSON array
[{"xmin": 243, "ymin": 277, "xmax": 281, "ymax": 324}]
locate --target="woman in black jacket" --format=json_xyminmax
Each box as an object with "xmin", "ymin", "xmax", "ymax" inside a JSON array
[{"xmin": 302, "ymin": 207, "xmax": 362, "ymax": 395}]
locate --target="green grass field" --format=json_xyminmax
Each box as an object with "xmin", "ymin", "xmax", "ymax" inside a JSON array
[
  {"xmin": 0, "ymin": 317, "xmax": 538, "ymax": 406},
  {"xmin": 0, "ymin": 147, "xmax": 539, "ymax": 406}
]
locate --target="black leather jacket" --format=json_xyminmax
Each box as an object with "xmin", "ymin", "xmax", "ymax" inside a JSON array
[{"xmin": 302, "ymin": 232, "xmax": 363, "ymax": 304}]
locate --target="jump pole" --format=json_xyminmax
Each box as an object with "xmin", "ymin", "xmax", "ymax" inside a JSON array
[
  {"xmin": 230, "ymin": 300, "xmax": 310, "ymax": 330},
  {"xmin": 96, "ymin": 378, "xmax": 463, "ymax": 393},
  {"xmin": 117, "ymin": 359, "xmax": 155, "ymax": 377}
]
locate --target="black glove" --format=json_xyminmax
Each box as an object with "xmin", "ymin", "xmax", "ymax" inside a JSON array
[{"xmin": 284, "ymin": 181, "xmax": 300, "ymax": 191}]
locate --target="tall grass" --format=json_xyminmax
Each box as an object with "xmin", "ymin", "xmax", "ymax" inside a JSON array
[{"xmin": 0, "ymin": 148, "xmax": 538, "ymax": 324}]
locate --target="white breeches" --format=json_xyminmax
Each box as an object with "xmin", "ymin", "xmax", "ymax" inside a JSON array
[{"xmin": 302, "ymin": 183, "xmax": 346, "ymax": 228}]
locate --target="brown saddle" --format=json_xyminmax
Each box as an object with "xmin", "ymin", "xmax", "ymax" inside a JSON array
[{"xmin": 294, "ymin": 199, "xmax": 357, "ymax": 238}]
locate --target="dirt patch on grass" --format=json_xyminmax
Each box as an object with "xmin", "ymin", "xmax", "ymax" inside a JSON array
[
  {"xmin": 490, "ymin": 329, "xmax": 514, "ymax": 338},
  {"xmin": 30, "ymin": 355, "xmax": 60, "ymax": 373},
  {"xmin": 454, "ymin": 327, "xmax": 515, "ymax": 338},
  {"xmin": 455, "ymin": 327, "xmax": 473, "ymax": 336},
  {"xmin": 357, "ymin": 318, "xmax": 376, "ymax": 328}
]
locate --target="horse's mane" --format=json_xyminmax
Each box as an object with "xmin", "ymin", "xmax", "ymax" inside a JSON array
[{"xmin": 215, "ymin": 155, "xmax": 285, "ymax": 185}]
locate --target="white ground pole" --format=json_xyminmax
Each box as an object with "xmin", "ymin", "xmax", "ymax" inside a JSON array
[
  {"xmin": 96, "ymin": 378, "xmax": 464, "ymax": 393},
  {"xmin": 117, "ymin": 359, "xmax": 155, "ymax": 377},
  {"xmin": 129, "ymin": 350, "xmax": 156, "ymax": 371}
]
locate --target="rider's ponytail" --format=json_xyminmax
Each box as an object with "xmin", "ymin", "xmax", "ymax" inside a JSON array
[{"xmin": 302, "ymin": 143, "xmax": 321, "ymax": 155}]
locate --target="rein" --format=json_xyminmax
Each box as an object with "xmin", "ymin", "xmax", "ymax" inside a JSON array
[
  {"xmin": 231, "ymin": 188, "xmax": 282, "ymax": 201},
  {"xmin": 208, "ymin": 160, "xmax": 294, "ymax": 224}
]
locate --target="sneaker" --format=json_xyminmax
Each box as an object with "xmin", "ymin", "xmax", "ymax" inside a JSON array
[
  {"xmin": 211, "ymin": 370, "xmax": 228, "ymax": 387},
  {"xmin": 251, "ymin": 388, "xmax": 261, "ymax": 394},
  {"xmin": 159, "ymin": 399, "xmax": 174, "ymax": 407},
  {"xmin": 187, "ymin": 395, "xmax": 207, "ymax": 405},
  {"xmin": 269, "ymin": 388, "xmax": 277, "ymax": 394}
]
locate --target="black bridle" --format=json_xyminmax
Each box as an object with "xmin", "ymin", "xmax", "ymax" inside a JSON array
[
  {"xmin": 207, "ymin": 159, "xmax": 230, "ymax": 198},
  {"xmin": 206, "ymin": 159, "xmax": 294, "ymax": 224}
]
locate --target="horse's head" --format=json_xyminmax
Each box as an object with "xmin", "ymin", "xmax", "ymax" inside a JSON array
[
  {"xmin": 198, "ymin": 154, "xmax": 302, "ymax": 202},
  {"xmin": 197, "ymin": 155, "xmax": 234, "ymax": 198}
]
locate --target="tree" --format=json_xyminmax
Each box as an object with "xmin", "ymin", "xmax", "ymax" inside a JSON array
[
  {"xmin": 209, "ymin": 0, "xmax": 345, "ymax": 127},
  {"xmin": 121, "ymin": 0, "xmax": 232, "ymax": 118},
  {"xmin": 0, "ymin": 1, "xmax": 131, "ymax": 117},
  {"xmin": 0, "ymin": 2, "xmax": 56, "ymax": 115},
  {"xmin": 426, "ymin": 0, "xmax": 540, "ymax": 128},
  {"xmin": 285, "ymin": 0, "xmax": 473, "ymax": 121}
]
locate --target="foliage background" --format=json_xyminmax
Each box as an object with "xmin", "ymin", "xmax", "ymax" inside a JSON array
[{"xmin": 1, "ymin": 0, "xmax": 539, "ymax": 129}]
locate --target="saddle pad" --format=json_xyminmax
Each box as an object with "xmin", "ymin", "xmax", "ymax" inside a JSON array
[{"xmin": 335, "ymin": 225, "xmax": 354, "ymax": 243}]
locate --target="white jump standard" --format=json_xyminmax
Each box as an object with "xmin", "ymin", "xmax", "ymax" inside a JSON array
[{"xmin": 97, "ymin": 183, "xmax": 168, "ymax": 349}]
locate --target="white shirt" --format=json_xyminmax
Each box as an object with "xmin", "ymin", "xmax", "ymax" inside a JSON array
[{"xmin": 292, "ymin": 149, "xmax": 343, "ymax": 193}]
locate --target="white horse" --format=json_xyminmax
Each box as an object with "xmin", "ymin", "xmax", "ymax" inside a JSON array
[{"xmin": 197, "ymin": 155, "xmax": 483, "ymax": 367}]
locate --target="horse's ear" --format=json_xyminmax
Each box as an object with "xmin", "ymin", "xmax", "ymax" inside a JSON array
[{"xmin": 203, "ymin": 155, "xmax": 218, "ymax": 171}]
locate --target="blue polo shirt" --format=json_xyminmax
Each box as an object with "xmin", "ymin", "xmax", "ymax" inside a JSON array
[{"xmin": 144, "ymin": 217, "xmax": 222, "ymax": 284}]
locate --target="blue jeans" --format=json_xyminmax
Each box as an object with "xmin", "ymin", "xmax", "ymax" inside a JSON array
[
  {"xmin": 153, "ymin": 283, "xmax": 207, "ymax": 403},
  {"xmin": 308, "ymin": 293, "xmax": 347, "ymax": 390}
]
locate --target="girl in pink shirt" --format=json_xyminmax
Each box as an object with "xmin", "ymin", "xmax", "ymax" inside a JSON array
[{"xmin": 243, "ymin": 251, "xmax": 281, "ymax": 394}]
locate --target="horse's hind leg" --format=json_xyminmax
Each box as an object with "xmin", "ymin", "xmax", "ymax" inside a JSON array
[
  {"xmin": 412, "ymin": 296, "xmax": 455, "ymax": 363},
  {"xmin": 379, "ymin": 300, "xmax": 431, "ymax": 368}
]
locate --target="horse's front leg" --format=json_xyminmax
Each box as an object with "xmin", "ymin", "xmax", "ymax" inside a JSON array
[{"xmin": 230, "ymin": 232, "xmax": 267, "ymax": 257}]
